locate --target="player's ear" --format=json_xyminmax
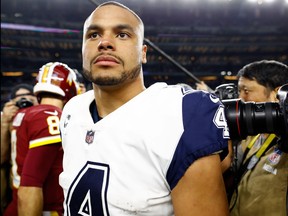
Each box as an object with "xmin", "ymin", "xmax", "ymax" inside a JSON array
[{"xmin": 142, "ymin": 45, "xmax": 147, "ymax": 64}]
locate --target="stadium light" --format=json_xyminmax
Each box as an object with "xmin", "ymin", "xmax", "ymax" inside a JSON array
[
  {"xmin": 247, "ymin": 0, "xmax": 277, "ymax": 3},
  {"xmin": 247, "ymin": 0, "xmax": 258, "ymax": 2},
  {"xmin": 264, "ymin": 0, "xmax": 275, "ymax": 3}
]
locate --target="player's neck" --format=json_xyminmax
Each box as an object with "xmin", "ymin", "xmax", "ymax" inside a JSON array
[
  {"xmin": 92, "ymin": 80, "xmax": 146, "ymax": 118},
  {"xmin": 40, "ymin": 97, "xmax": 64, "ymax": 109}
]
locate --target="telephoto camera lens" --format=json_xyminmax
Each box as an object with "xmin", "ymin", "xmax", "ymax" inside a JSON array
[{"xmin": 222, "ymin": 99, "xmax": 285, "ymax": 140}]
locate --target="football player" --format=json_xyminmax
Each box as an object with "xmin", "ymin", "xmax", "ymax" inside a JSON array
[
  {"xmin": 3, "ymin": 62, "xmax": 79, "ymax": 216},
  {"xmin": 59, "ymin": 2, "xmax": 230, "ymax": 216}
]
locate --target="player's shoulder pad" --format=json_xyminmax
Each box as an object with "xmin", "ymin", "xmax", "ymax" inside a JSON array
[{"xmin": 63, "ymin": 90, "xmax": 94, "ymax": 112}]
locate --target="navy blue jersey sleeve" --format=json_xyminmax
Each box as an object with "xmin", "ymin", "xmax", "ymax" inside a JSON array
[{"xmin": 167, "ymin": 90, "xmax": 229, "ymax": 189}]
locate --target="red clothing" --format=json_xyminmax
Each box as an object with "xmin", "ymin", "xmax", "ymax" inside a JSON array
[{"xmin": 4, "ymin": 104, "xmax": 64, "ymax": 216}]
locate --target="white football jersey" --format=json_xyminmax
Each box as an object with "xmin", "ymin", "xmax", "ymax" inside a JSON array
[{"xmin": 59, "ymin": 82, "xmax": 229, "ymax": 216}]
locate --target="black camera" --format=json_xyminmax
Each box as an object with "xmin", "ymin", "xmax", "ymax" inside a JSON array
[
  {"xmin": 15, "ymin": 98, "xmax": 34, "ymax": 109},
  {"xmin": 215, "ymin": 84, "xmax": 288, "ymax": 153},
  {"xmin": 215, "ymin": 83, "xmax": 239, "ymax": 100}
]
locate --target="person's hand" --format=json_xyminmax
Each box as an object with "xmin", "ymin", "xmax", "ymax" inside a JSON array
[
  {"xmin": 1, "ymin": 101, "xmax": 18, "ymax": 164},
  {"xmin": 196, "ymin": 81, "xmax": 209, "ymax": 91},
  {"xmin": 1, "ymin": 101, "xmax": 19, "ymax": 124}
]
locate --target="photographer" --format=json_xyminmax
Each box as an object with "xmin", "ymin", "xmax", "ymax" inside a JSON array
[
  {"xmin": 1, "ymin": 83, "xmax": 38, "ymax": 213},
  {"xmin": 229, "ymin": 60, "xmax": 288, "ymax": 216}
]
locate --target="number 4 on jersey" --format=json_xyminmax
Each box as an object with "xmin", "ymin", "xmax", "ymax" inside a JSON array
[
  {"xmin": 66, "ymin": 162, "xmax": 110, "ymax": 216},
  {"xmin": 213, "ymin": 106, "xmax": 230, "ymax": 139}
]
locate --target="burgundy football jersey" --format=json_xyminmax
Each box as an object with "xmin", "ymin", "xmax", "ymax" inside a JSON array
[{"xmin": 4, "ymin": 104, "xmax": 64, "ymax": 215}]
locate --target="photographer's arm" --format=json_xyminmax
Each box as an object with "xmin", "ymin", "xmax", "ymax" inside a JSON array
[
  {"xmin": 171, "ymin": 154, "xmax": 229, "ymax": 216},
  {"xmin": 221, "ymin": 140, "xmax": 233, "ymax": 172},
  {"xmin": 1, "ymin": 101, "xmax": 18, "ymax": 164},
  {"xmin": 196, "ymin": 81, "xmax": 210, "ymax": 92}
]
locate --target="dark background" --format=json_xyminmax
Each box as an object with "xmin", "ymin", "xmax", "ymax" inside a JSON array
[{"xmin": 1, "ymin": 0, "xmax": 288, "ymax": 108}]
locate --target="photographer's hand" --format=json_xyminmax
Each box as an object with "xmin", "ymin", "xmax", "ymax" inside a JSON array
[
  {"xmin": 1, "ymin": 101, "xmax": 18, "ymax": 164},
  {"xmin": 196, "ymin": 81, "xmax": 210, "ymax": 92},
  {"xmin": 2, "ymin": 101, "xmax": 19, "ymax": 124}
]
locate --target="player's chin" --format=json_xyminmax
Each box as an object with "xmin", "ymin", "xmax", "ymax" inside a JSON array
[{"xmin": 93, "ymin": 75, "xmax": 123, "ymax": 86}]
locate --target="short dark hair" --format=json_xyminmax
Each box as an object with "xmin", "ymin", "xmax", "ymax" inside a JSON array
[
  {"xmin": 10, "ymin": 84, "xmax": 34, "ymax": 99},
  {"xmin": 237, "ymin": 60, "xmax": 288, "ymax": 91}
]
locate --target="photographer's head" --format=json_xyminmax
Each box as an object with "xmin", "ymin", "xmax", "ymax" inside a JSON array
[
  {"xmin": 10, "ymin": 84, "xmax": 38, "ymax": 107},
  {"xmin": 237, "ymin": 60, "xmax": 288, "ymax": 102}
]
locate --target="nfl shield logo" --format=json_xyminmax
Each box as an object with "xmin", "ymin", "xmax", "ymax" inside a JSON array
[
  {"xmin": 267, "ymin": 148, "xmax": 282, "ymax": 165},
  {"xmin": 85, "ymin": 130, "xmax": 95, "ymax": 144}
]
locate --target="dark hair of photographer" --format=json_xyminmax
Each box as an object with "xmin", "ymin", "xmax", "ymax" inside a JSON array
[
  {"xmin": 237, "ymin": 60, "xmax": 288, "ymax": 100},
  {"xmin": 8, "ymin": 84, "xmax": 38, "ymax": 109},
  {"xmin": 10, "ymin": 84, "xmax": 33, "ymax": 100}
]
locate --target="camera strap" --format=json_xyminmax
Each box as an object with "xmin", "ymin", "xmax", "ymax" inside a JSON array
[
  {"xmin": 237, "ymin": 134, "xmax": 277, "ymax": 182},
  {"xmin": 246, "ymin": 134, "xmax": 276, "ymax": 170},
  {"xmin": 229, "ymin": 134, "xmax": 278, "ymax": 210},
  {"xmin": 228, "ymin": 134, "xmax": 277, "ymax": 211}
]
